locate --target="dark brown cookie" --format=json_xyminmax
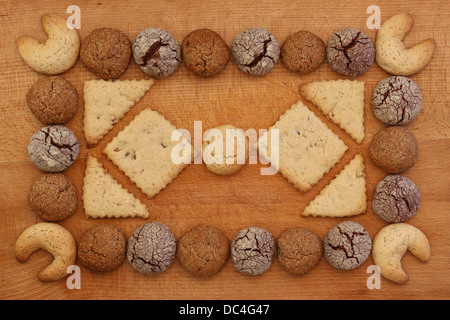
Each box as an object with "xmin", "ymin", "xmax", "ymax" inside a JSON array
[
  {"xmin": 132, "ymin": 28, "xmax": 181, "ymax": 77},
  {"xmin": 181, "ymin": 29, "xmax": 230, "ymax": 77},
  {"xmin": 231, "ymin": 28, "xmax": 280, "ymax": 76},
  {"xmin": 277, "ymin": 227, "xmax": 322, "ymax": 276},
  {"xmin": 177, "ymin": 225, "xmax": 229, "ymax": 277},
  {"xmin": 281, "ymin": 30, "xmax": 325, "ymax": 73},
  {"xmin": 78, "ymin": 224, "xmax": 127, "ymax": 272},
  {"xmin": 369, "ymin": 126, "xmax": 418, "ymax": 174},
  {"xmin": 372, "ymin": 175, "xmax": 421, "ymax": 222},
  {"xmin": 80, "ymin": 28, "xmax": 131, "ymax": 79},
  {"xmin": 127, "ymin": 222, "xmax": 177, "ymax": 274},
  {"xmin": 323, "ymin": 221, "xmax": 372, "ymax": 270},
  {"xmin": 26, "ymin": 76, "xmax": 78, "ymax": 125},
  {"xmin": 326, "ymin": 27, "xmax": 375, "ymax": 76},
  {"xmin": 28, "ymin": 173, "xmax": 77, "ymax": 221},
  {"xmin": 230, "ymin": 227, "xmax": 276, "ymax": 275},
  {"xmin": 372, "ymin": 76, "xmax": 422, "ymax": 125}
]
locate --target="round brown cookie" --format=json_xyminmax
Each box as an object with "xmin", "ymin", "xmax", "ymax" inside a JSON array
[
  {"xmin": 26, "ymin": 76, "xmax": 78, "ymax": 125},
  {"xmin": 372, "ymin": 76, "xmax": 422, "ymax": 125},
  {"xmin": 127, "ymin": 222, "xmax": 177, "ymax": 274},
  {"xmin": 28, "ymin": 173, "xmax": 77, "ymax": 221},
  {"xmin": 372, "ymin": 175, "xmax": 421, "ymax": 222},
  {"xmin": 230, "ymin": 227, "xmax": 276, "ymax": 276},
  {"xmin": 277, "ymin": 227, "xmax": 322, "ymax": 275},
  {"xmin": 80, "ymin": 28, "xmax": 131, "ymax": 79},
  {"xmin": 281, "ymin": 30, "xmax": 325, "ymax": 73},
  {"xmin": 369, "ymin": 126, "xmax": 418, "ymax": 174},
  {"xmin": 326, "ymin": 27, "xmax": 375, "ymax": 76},
  {"xmin": 182, "ymin": 29, "xmax": 230, "ymax": 77},
  {"xmin": 132, "ymin": 28, "xmax": 181, "ymax": 77},
  {"xmin": 177, "ymin": 225, "xmax": 229, "ymax": 277},
  {"xmin": 323, "ymin": 221, "xmax": 372, "ymax": 270},
  {"xmin": 78, "ymin": 224, "xmax": 127, "ymax": 272}
]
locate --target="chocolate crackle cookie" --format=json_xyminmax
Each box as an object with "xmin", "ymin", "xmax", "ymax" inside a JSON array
[
  {"xmin": 372, "ymin": 175, "xmax": 421, "ymax": 222},
  {"xmin": 231, "ymin": 28, "xmax": 280, "ymax": 76},
  {"xmin": 28, "ymin": 125, "xmax": 80, "ymax": 172},
  {"xmin": 372, "ymin": 76, "xmax": 422, "ymax": 125},
  {"xmin": 132, "ymin": 28, "xmax": 181, "ymax": 77},
  {"xmin": 281, "ymin": 30, "xmax": 325, "ymax": 74},
  {"xmin": 326, "ymin": 27, "xmax": 375, "ymax": 76},
  {"xmin": 26, "ymin": 76, "xmax": 78, "ymax": 125},
  {"xmin": 182, "ymin": 29, "xmax": 230, "ymax": 77},
  {"xmin": 80, "ymin": 28, "xmax": 131, "ymax": 79}
]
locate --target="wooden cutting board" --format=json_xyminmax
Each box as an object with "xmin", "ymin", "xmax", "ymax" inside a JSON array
[{"xmin": 0, "ymin": 0, "xmax": 449, "ymax": 300}]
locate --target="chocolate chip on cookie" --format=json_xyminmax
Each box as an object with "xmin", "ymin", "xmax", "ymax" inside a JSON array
[
  {"xmin": 182, "ymin": 29, "xmax": 230, "ymax": 77},
  {"xmin": 372, "ymin": 76, "xmax": 422, "ymax": 125},
  {"xmin": 132, "ymin": 28, "xmax": 181, "ymax": 77},
  {"xmin": 28, "ymin": 173, "xmax": 77, "ymax": 221},
  {"xmin": 326, "ymin": 27, "xmax": 375, "ymax": 76},
  {"xmin": 80, "ymin": 28, "xmax": 132, "ymax": 79},
  {"xmin": 26, "ymin": 76, "xmax": 78, "ymax": 125},
  {"xmin": 281, "ymin": 30, "xmax": 325, "ymax": 74}
]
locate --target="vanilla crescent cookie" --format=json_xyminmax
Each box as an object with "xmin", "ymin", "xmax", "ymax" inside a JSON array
[
  {"xmin": 16, "ymin": 13, "xmax": 80, "ymax": 75},
  {"xmin": 376, "ymin": 13, "xmax": 436, "ymax": 76}
]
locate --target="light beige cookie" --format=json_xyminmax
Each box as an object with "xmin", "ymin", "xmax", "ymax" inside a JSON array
[
  {"xmin": 15, "ymin": 222, "xmax": 77, "ymax": 282},
  {"xmin": 83, "ymin": 79, "xmax": 154, "ymax": 146},
  {"xmin": 16, "ymin": 14, "xmax": 80, "ymax": 75},
  {"xmin": 202, "ymin": 124, "xmax": 249, "ymax": 176},
  {"xmin": 300, "ymin": 80, "xmax": 365, "ymax": 143},
  {"xmin": 376, "ymin": 13, "xmax": 436, "ymax": 76},
  {"xmin": 302, "ymin": 154, "xmax": 366, "ymax": 217},
  {"xmin": 83, "ymin": 154, "xmax": 149, "ymax": 219},
  {"xmin": 103, "ymin": 108, "xmax": 192, "ymax": 198},
  {"xmin": 258, "ymin": 100, "xmax": 348, "ymax": 192},
  {"xmin": 372, "ymin": 223, "xmax": 430, "ymax": 284}
]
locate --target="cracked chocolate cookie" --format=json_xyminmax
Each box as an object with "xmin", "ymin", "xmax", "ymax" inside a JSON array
[
  {"xmin": 326, "ymin": 27, "xmax": 375, "ymax": 76},
  {"xmin": 369, "ymin": 126, "xmax": 418, "ymax": 174},
  {"xmin": 28, "ymin": 125, "xmax": 80, "ymax": 172},
  {"xmin": 231, "ymin": 28, "xmax": 280, "ymax": 76},
  {"xmin": 372, "ymin": 175, "xmax": 421, "ymax": 222},
  {"xmin": 28, "ymin": 173, "xmax": 77, "ymax": 221},
  {"xmin": 277, "ymin": 227, "xmax": 322, "ymax": 276},
  {"xmin": 78, "ymin": 224, "xmax": 127, "ymax": 272},
  {"xmin": 80, "ymin": 28, "xmax": 132, "ymax": 79},
  {"xmin": 281, "ymin": 30, "xmax": 325, "ymax": 74},
  {"xmin": 323, "ymin": 221, "xmax": 372, "ymax": 270},
  {"xmin": 26, "ymin": 76, "xmax": 78, "ymax": 125},
  {"xmin": 372, "ymin": 76, "xmax": 422, "ymax": 125},
  {"xmin": 230, "ymin": 227, "xmax": 276, "ymax": 276},
  {"xmin": 177, "ymin": 225, "xmax": 229, "ymax": 277},
  {"xmin": 127, "ymin": 222, "xmax": 177, "ymax": 274},
  {"xmin": 132, "ymin": 28, "xmax": 181, "ymax": 77},
  {"xmin": 181, "ymin": 29, "xmax": 230, "ymax": 77}
]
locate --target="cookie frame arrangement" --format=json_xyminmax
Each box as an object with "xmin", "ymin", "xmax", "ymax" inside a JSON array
[{"xmin": 15, "ymin": 12, "xmax": 435, "ymax": 285}]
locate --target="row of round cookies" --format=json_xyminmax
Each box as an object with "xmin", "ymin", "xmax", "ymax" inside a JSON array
[{"xmin": 15, "ymin": 12, "xmax": 435, "ymax": 286}]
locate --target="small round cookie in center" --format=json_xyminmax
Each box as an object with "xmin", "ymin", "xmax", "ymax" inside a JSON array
[
  {"xmin": 202, "ymin": 124, "xmax": 249, "ymax": 176},
  {"xmin": 182, "ymin": 29, "xmax": 230, "ymax": 77}
]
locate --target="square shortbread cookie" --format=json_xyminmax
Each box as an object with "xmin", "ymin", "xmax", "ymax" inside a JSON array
[
  {"xmin": 103, "ymin": 108, "xmax": 191, "ymax": 198},
  {"xmin": 258, "ymin": 100, "xmax": 348, "ymax": 192}
]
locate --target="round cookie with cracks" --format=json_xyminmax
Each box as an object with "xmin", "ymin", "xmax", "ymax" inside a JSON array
[
  {"xmin": 326, "ymin": 27, "xmax": 375, "ymax": 76},
  {"xmin": 132, "ymin": 28, "xmax": 181, "ymax": 77},
  {"xmin": 231, "ymin": 28, "xmax": 280, "ymax": 76},
  {"xmin": 372, "ymin": 76, "xmax": 422, "ymax": 125}
]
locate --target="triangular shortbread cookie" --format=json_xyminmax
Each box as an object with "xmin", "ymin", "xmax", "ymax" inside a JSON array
[
  {"xmin": 103, "ymin": 108, "xmax": 192, "ymax": 198},
  {"xmin": 302, "ymin": 154, "xmax": 367, "ymax": 217},
  {"xmin": 83, "ymin": 154, "xmax": 149, "ymax": 219},
  {"xmin": 258, "ymin": 100, "xmax": 348, "ymax": 192},
  {"xmin": 300, "ymin": 79, "xmax": 365, "ymax": 143},
  {"xmin": 83, "ymin": 78, "xmax": 155, "ymax": 146}
]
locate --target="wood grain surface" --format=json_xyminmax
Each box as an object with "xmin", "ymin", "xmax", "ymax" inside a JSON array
[{"xmin": 0, "ymin": 0, "xmax": 449, "ymax": 300}]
